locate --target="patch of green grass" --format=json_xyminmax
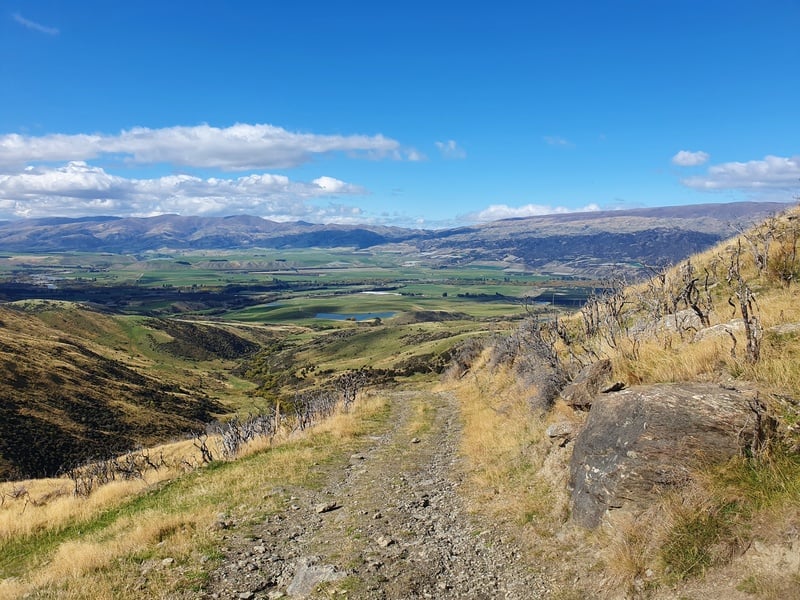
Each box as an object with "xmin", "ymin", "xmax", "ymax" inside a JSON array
[
  {"xmin": 714, "ymin": 449, "xmax": 800, "ymax": 511},
  {"xmin": 736, "ymin": 575, "xmax": 760, "ymax": 594},
  {"xmin": 661, "ymin": 502, "xmax": 739, "ymax": 581},
  {"xmin": 661, "ymin": 449, "xmax": 800, "ymax": 584}
]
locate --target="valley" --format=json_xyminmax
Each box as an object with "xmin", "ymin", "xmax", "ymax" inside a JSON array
[
  {"xmin": 0, "ymin": 246, "xmax": 559, "ymax": 480},
  {"xmin": 1, "ymin": 202, "xmax": 799, "ymax": 599}
]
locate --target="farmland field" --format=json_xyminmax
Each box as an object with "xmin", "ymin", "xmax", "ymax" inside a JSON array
[{"xmin": 0, "ymin": 248, "xmax": 595, "ymax": 324}]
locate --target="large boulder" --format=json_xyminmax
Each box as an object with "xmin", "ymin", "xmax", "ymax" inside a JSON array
[{"xmin": 569, "ymin": 383, "xmax": 768, "ymax": 528}]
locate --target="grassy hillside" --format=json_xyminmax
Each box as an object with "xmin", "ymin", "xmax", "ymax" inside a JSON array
[
  {"xmin": 2, "ymin": 205, "xmax": 798, "ymax": 598},
  {"xmin": 0, "ymin": 393, "xmax": 391, "ymax": 599},
  {"xmin": 447, "ymin": 203, "xmax": 800, "ymax": 597},
  {"xmin": 0, "ymin": 302, "xmax": 269, "ymax": 479},
  {"xmin": 0, "ymin": 294, "xmax": 498, "ymax": 480}
]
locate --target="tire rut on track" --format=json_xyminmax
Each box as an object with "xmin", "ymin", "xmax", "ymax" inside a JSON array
[{"xmin": 204, "ymin": 390, "xmax": 549, "ymax": 599}]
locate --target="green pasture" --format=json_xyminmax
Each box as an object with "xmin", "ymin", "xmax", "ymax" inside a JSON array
[
  {"xmin": 290, "ymin": 320, "xmax": 494, "ymax": 374},
  {"xmin": 223, "ymin": 287, "xmax": 527, "ymax": 324},
  {"xmin": 0, "ymin": 248, "xmax": 591, "ymax": 323}
]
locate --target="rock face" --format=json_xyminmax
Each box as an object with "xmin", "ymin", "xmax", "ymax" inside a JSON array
[
  {"xmin": 561, "ymin": 359, "xmax": 613, "ymax": 410},
  {"xmin": 569, "ymin": 383, "xmax": 765, "ymax": 528}
]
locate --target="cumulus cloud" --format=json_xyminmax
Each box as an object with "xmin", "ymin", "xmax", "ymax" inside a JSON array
[
  {"xmin": 0, "ymin": 123, "xmax": 412, "ymax": 171},
  {"xmin": 464, "ymin": 203, "xmax": 601, "ymax": 223},
  {"xmin": 671, "ymin": 150, "xmax": 710, "ymax": 167},
  {"xmin": 311, "ymin": 176, "xmax": 364, "ymax": 194},
  {"xmin": 12, "ymin": 12, "xmax": 59, "ymax": 35},
  {"xmin": 680, "ymin": 155, "xmax": 800, "ymax": 191},
  {"xmin": 0, "ymin": 162, "xmax": 367, "ymax": 220},
  {"xmin": 435, "ymin": 140, "xmax": 466, "ymax": 159}
]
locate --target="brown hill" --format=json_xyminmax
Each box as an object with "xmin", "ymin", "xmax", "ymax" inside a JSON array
[{"xmin": 0, "ymin": 302, "xmax": 229, "ymax": 479}]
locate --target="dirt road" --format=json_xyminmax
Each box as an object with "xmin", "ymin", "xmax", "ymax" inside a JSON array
[{"xmin": 204, "ymin": 390, "xmax": 549, "ymax": 599}]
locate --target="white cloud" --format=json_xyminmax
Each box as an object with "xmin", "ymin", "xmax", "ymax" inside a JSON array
[
  {"xmin": 435, "ymin": 140, "xmax": 466, "ymax": 159},
  {"xmin": 680, "ymin": 155, "xmax": 800, "ymax": 190},
  {"xmin": 671, "ymin": 150, "xmax": 710, "ymax": 167},
  {"xmin": 0, "ymin": 162, "xmax": 367, "ymax": 220},
  {"xmin": 12, "ymin": 12, "xmax": 59, "ymax": 35},
  {"xmin": 0, "ymin": 123, "xmax": 410, "ymax": 171},
  {"xmin": 311, "ymin": 176, "xmax": 364, "ymax": 194},
  {"xmin": 464, "ymin": 203, "xmax": 601, "ymax": 223},
  {"xmin": 543, "ymin": 136, "xmax": 573, "ymax": 148}
]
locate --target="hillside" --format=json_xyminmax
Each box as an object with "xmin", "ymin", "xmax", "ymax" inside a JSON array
[
  {"xmin": 0, "ymin": 303, "xmax": 264, "ymax": 479},
  {"xmin": 443, "ymin": 203, "xmax": 800, "ymax": 598},
  {"xmin": 1, "ymin": 203, "xmax": 799, "ymax": 598}
]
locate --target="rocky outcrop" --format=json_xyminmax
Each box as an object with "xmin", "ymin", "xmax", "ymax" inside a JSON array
[
  {"xmin": 569, "ymin": 383, "xmax": 769, "ymax": 528},
  {"xmin": 561, "ymin": 359, "xmax": 618, "ymax": 410}
]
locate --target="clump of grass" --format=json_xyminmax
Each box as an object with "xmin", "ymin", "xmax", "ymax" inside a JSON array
[
  {"xmin": 660, "ymin": 497, "xmax": 743, "ymax": 582},
  {"xmin": 602, "ymin": 510, "xmax": 662, "ymax": 593},
  {"xmin": 612, "ymin": 334, "xmax": 732, "ymax": 385}
]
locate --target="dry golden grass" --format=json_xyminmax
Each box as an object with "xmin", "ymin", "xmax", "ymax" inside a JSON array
[
  {"xmin": 0, "ymin": 508, "xmax": 215, "ymax": 600},
  {"xmin": 0, "ymin": 394, "xmax": 388, "ymax": 599},
  {"xmin": 611, "ymin": 334, "xmax": 732, "ymax": 385},
  {"xmin": 445, "ymin": 353, "xmax": 568, "ymax": 532},
  {"xmin": 600, "ymin": 481, "xmax": 721, "ymax": 593},
  {"xmin": 442, "ymin": 206, "xmax": 800, "ymax": 597},
  {"xmin": 0, "ymin": 439, "xmax": 202, "ymax": 543}
]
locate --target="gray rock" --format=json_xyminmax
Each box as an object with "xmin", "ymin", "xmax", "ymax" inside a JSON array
[
  {"xmin": 569, "ymin": 383, "xmax": 769, "ymax": 528},
  {"xmin": 632, "ymin": 309, "xmax": 705, "ymax": 337},
  {"xmin": 545, "ymin": 421, "xmax": 578, "ymax": 446},
  {"xmin": 693, "ymin": 319, "xmax": 745, "ymax": 343},
  {"xmin": 286, "ymin": 557, "xmax": 345, "ymax": 597},
  {"xmin": 314, "ymin": 501, "xmax": 339, "ymax": 514},
  {"xmin": 767, "ymin": 322, "xmax": 800, "ymax": 335},
  {"xmin": 561, "ymin": 359, "xmax": 613, "ymax": 410}
]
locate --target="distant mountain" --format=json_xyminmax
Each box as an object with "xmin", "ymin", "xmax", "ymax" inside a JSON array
[
  {"xmin": 0, "ymin": 202, "xmax": 791, "ymax": 274},
  {"xmin": 415, "ymin": 202, "xmax": 794, "ymax": 274},
  {"xmin": 0, "ymin": 214, "xmax": 422, "ymax": 253}
]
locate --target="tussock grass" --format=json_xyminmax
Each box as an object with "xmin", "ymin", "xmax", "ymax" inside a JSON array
[
  {"xmin": 0, "ymin": 394, "xmax": 388, "ymax": 599},
  {"xmin": 446, "ymin": 353, "xmax": 569, "ymax": 533},
  {"xmin": 0, "ymin": 439, "xmax": 200, "ymax": 544},
  {"xmin": 452, "ymin": 204, "xmax": 800, "ymax": 596},
  {"xmin": 598, "ymin": 449, "xmax": 800, "ymax": 593},
  {"xmin": 612, "ymin": 335, "xmax": 732, "ymax": 385}
]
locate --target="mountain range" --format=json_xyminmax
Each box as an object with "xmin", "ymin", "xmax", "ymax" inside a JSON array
[{"xmin": 0, "ymin": 202, "xmax": 791, "ymax": 275}]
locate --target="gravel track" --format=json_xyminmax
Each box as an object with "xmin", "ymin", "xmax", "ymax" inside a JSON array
[{"xmin": 204, "ymin": 390, "xmax": 549, "ymax": 599}]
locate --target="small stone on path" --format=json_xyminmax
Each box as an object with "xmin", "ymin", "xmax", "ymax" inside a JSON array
[{"xmin": 315, "ymin": 501, "xmax": 339, "ymax": 514}]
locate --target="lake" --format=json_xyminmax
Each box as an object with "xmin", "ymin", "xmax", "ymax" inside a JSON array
[{"xmin": 315, "ymin": 312, "xmax": 396, "ymax": 321}]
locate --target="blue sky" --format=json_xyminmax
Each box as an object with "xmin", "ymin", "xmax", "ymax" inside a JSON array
[{"xmin": 1, "ymin": 1, "xmax": 799, "ymax": 228}]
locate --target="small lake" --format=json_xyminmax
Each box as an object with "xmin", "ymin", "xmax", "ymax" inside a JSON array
[{"xmin": 315, "ymin": 312, "xmax": 396, "ymax": 321}]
